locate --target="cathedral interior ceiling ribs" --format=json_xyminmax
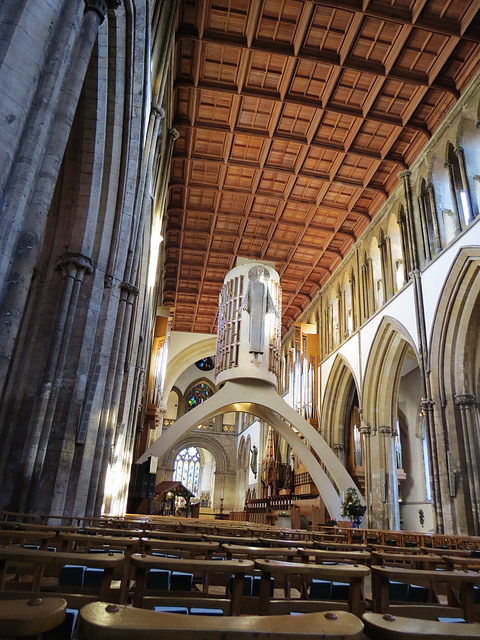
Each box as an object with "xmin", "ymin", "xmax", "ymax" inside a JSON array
[{"xmin": 164, "ymin": 0, "xmax": 480, "ymax": 335}]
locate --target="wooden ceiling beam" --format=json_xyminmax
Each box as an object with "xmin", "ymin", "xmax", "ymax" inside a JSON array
[
  {"xmin": 174, "ymin": 118, "xmax": 407, "ymax": 167},
  {"xmin": 304, "ymin": 0, "xmax": 480, "ymax": 42},
  {"xmin": 173, "ymin": 152, "xmax": 388, "ymax": 195},
  {"xmin": 173, "ymin": 80, "xmax": 431, "ymax": 137},
  {"xmin": 167, "ymin": 182, "xmax": 371, "ymax": 219},
  {"xmin": 177, "ymin": 29, "xmax": 458, "ymax": 95}
]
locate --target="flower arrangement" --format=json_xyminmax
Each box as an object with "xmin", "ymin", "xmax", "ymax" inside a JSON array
[{"xmin": 341, "ymin": 487, "xmax": 361, "ymax": 518}]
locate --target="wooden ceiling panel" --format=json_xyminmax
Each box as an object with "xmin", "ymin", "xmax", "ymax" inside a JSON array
[
  {"xmin": 208, "ymin": 2, "xmax": 248, "ymax": 34},
  {"xmin": 276, "ymin": 104, "xmax": 317, "ymax": 139},
  {"xmin": 266, "ymin": 139, "xmax": 304, "ymax": 170},
  {"xmin": 236, "ymin": 97, "xmax": 277, "ymax": 131},
  {"xmin": 196, "ymin": 90, "xmax": 235, "ymax": 125},
  {"xmin": 201, "ymin": 42, "xmax": 241, "ymax": 83},
  {"xmin": 350, "ymin": 17, "xmax": 403, "ymax": 64},
  {"xmin": 230, "ymin": 135, "xmax": 266, "ymax": 164},
  {"xmin": 244, "ymin": 51, "xmax": 288, "ymax": 92},
  {"xmin": 329, "ymin": 69, "xmax": 379, "ymax": 109},
  {"xmin": 257, "ymin": 0, "xmax": 304, "ymax": 43},
  {"xmin": 165, "ymin": 0, "xmax": 480, "ymax": 334},
  {"xmin": 304, "ymin": 6, "xmax": 354, "ymax": 52}
]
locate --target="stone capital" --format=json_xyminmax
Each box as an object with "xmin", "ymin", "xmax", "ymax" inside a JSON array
[
  {"xmin": 398, "ymin": 170, "xmax": 411, "ymax": 181},
  {"xmin": 378, "ymin": 425, "xmax": 394, "ymax": 436},
  {"xmin": 56, "ymin": 252, "xmax": 93, "ymax": 276},
  {"xmin": 420, "ymin": 398, "xmax": 435, "ymax": 412},
  {"xmin": 120, "ymin": 281, "xmax": 140, "ymax": 297},
  {"xmin": 84, "ymin": 0, "xmax": 121, "ymax": 22},
  {"xmin": 454, "ymin": 392, "xmax": 476, "ymax": 407},
  {"xmin": 359, "ymin": 425, "xmax": 371, "ymax": 436},
  {"xmin": 443, "ymin": 160, "xmax": 452, "ymax": 171},
  {"xmin": 169, "ymin": 128, "xmax": 180, "ymax": 141},
  {"xmin": 332, "ymin": 443, "xmax": 345, "ymax": 452}
]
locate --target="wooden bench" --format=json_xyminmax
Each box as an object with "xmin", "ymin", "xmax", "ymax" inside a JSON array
[
  {"xmin": 140, "ymin": 539, "xmax": 220, "ymax": 559},
  {"xmin": 79, "ymin": 602, "xmax": 364, "ymax": 640},
  {"xmin": 0, "ymin": 529, "xmax": 58, "ymax": 550},
  {"xmin": 222, "ymin": 544, "xmax": 300, "ymax": 562},
  {"xmin": 0, "ymin": 596, "xmax": 67, "ymax": 638},
  {"xmin": 371, "ymin": 565, "xmax": 480, "ymax": 621},
  {"xmin": 299, "ymin": 548, "xmax": 371, "ymax": 565},
  {"xmin": 371, "ymin": 551, "xmax": 444, "ymax": 570},
  {"xmin": 203, "ymin": 534, "xmax": 260, "ymax": 546},
  {"xmin": 253, "ymin": 558, "xmax": 369, "ymax": 617},
  {"xmin": 0, "ymin": 547, "xmax": 125, "ymax": 607},
  {"xmin": 259, "ymin": 537, "xmax": 315, "ymax": 549},
  {"xmin": 313, "ymin": 542, "xmax": 368, "ymax": 552},
  {"xmin": 363, "ymin": 611, "xmax": 480, "ymax": 639},
  {"xmin": 129, "ymin": 553, "xmax": 255, "ymax": 614}
]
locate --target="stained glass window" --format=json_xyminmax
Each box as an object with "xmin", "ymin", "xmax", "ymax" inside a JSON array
[
  {"xmin": 173, "ymin": 447, "xmax": 200, "ymax": 495},
  {"xmin": 195, "ymin": 357, "xmax": 214, "ymax": 371},
  {"xmin": 187, "ymin": 381, "xmax": 214, "ymax": 410}
]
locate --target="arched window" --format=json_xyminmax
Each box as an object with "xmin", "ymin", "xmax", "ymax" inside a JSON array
[
  {"xmin": 173, "ymin": 446, "xmax": 200, "ymax": 495},
  {"xmin": 370, "ymin": 238, "xmax": 383, "ymax": 310},
  {"xmin": 186, "ymin": 380, "xmax": 214, "ymax": 410},
  {"xmin": 387, "ymin": 213, "xmax": 405, "ymax": 293}
]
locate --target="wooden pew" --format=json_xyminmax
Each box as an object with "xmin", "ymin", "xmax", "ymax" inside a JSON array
[
  {"xmin": 140, "ymin": 539, "xmax": 220, "ymax": 559},
  {"xmin": 79, "ymin": 602, "xmax": 364, "ymax": 640},
  {"xmin": 129, "ymin": 553, "xmax": 255, "ymax": 614},
  {"xmin": 203, "ymin": 534, "xmax": 260, "ymax": 546},
  {"xmin": 253, "ymin": 558, "xmax": 369, "ymax": 617},
  {"xmin": 54, "ymin": 533, "xmax": 141, "ymax": 602},
  {"xmin": 371, "ymin": 565, "xmax": 480, "ymax": 621},
  {"xmin": 299, "ymin": 548, "xmax": 371, "ymax": 566},
  {"xmin": 0, "ymin": 597, "xmax": 67, "ymax": 638},
  {"xmin": 0, "ymin": 547, "xmax": 125, "ymax": 608},
  {"xmin": 313, "ymin": 542, "xmax": 368, "ymax": 552},
  {"xmin": 0, "ymin": 529, "xmax": 58, "ymax": 550},
  {"xmin": 371, "ymin": 551, "xmax": 444, "ymax": 570},
  {"xmin": 222, "ymin": 544, "xmax": 300, "ymax": 561},
  {"xmin": 363, "ymin": 611, "xmax": 480, "ymax": 639},
  {"xmin": 259, "ymin": 537, "xmax": 314, "ymax": 549}
]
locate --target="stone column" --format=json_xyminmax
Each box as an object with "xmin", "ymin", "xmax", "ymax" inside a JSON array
[
  {"xmin": 427, "ymin": 183, "xmax": 443, "ymax": 253},
  {"xmin": 443, "ymin": 160, "xmax": 463, "ymax": 232},
  {"xmin": 379, "ymin": 425, "xmax": 400, "ymax": 530},
  {"xmin": 417, "ymin": 194, "xmax": 432, "ymax": 262},
  {"xmin": 359, "ymin": 420, "xmax": 372, "ymax": 527},
  {"xmin": 18, "ymin": 253, "xmax": 94, "ymax": 513},
  {"xmin": 454, "ymin": 392, "xmax": 480, "ymax": 535},
  {"xmin": 332, "ymin": 443, "xmax": 345, "ymax": 465},
  {"xmin": 0, "ymin": 0, "xmax": 122, "ymax": 396},
  {"xmin": 420, "ymin": 397, "xmax": 442, "ymax": 531},
  {"xmin": 97, "ymin": 280, "xmax": 140, "ymax": 515},
  {"xmin": 398, "ymin": 170, "xmax": 418, "ymax": 273}
]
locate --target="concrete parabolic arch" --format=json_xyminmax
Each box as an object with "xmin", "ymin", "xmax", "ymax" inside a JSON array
[{"xmin": 138, "ymin": 379, "xmax": 365, "ymax": 518}]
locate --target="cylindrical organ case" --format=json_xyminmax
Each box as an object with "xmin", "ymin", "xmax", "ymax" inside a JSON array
[{"xmin": 215, "ymin": 262, "xmax": 281, "ymax": 387}]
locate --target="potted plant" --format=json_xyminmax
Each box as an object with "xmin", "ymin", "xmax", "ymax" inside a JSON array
[{"xmin": 341, "ymin": 487, "xmax": 366, "ymax": 528}]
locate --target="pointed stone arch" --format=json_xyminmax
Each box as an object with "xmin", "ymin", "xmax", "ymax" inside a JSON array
[
  {"xmin": 429, "ymin": 246, "xmax": 480, "ymax": 534},
  {"xmin": 163, "ymin": 337, "xmax": 217, "ymax": 404},
  {"xmin": 164, "ymin": 433, "xmax": 230, "ymax": 473},
  {"xmin": 321, "ymin": 353, "xmax": 361, "ymax": 447},
  {"xmin": 362, "ymin": 316, "xmax": 420, "ymax": 528},
  {"xmin": 363, "ymin": 316, "xmax": 420, "ymax": 430}
]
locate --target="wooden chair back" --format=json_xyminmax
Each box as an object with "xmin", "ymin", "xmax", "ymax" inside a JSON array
[
  {"xmin": 363, "ymin": 612, "xmax": 480, "ymax": 639},
  {"xmin": 0, "ymin": 546, "xmax": 125, "ymax": 608},
  {"xmin": 0, "ymin": 597, "xmax": 67, "ymax": 639},
  {"xmin": 79, "ymin": 602, "xmax": 364, "ymax": 640},
  {"xmin": 253, "ymin": 558, "xmax": 369, "ymax": 617},
  {"xmin": 129, "ymin": 553, "xmax": 255, "ymax": 614}
]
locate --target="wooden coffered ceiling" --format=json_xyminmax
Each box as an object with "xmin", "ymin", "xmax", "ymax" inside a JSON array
[{"xmin": 164, "ymin": 0, "xmax": 480, "ymax": 334}]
